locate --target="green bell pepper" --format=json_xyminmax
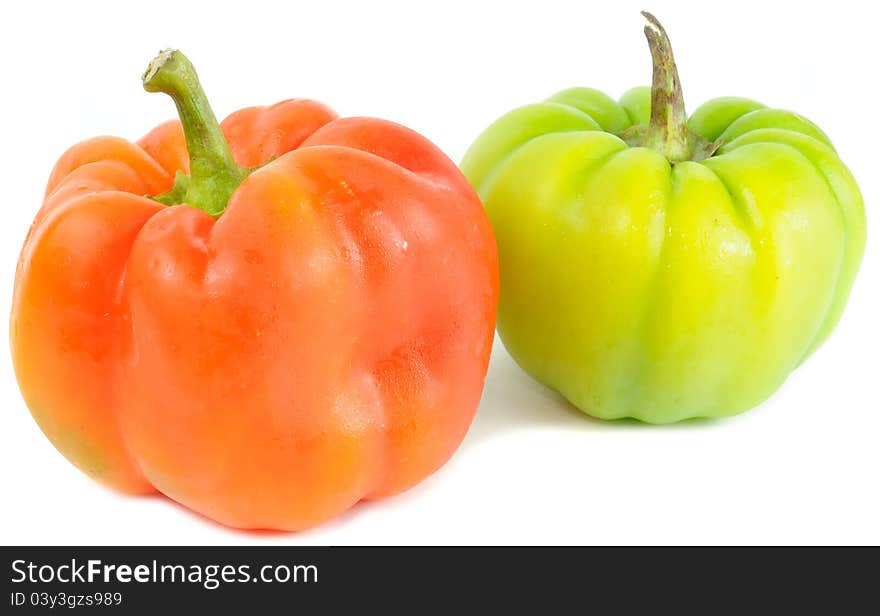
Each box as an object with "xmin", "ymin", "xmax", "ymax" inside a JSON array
[{"xmin": 461, "ymin": 12, "xmax": 866, "ymax": 423}]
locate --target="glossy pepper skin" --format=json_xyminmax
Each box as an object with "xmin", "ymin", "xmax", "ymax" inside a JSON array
[
  {"xmin": 461, "ymin": 13, "xmax": 865, "ymax": 424},
  {"xmin": 12, "ymin": 50, "xmax": 498, "ymax": 530}
]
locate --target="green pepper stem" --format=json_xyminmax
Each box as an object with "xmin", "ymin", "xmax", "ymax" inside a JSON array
[
  {"xmin": 619, "ymin": 13, "xmax": 719, "ymax": 162},
  {"xmin": 641, "ymin": 12, "xmax": 692, "ymax": 162},
  {"xmin": 143, "ymin": 49, "xmax": 247, "ymax": 216}
]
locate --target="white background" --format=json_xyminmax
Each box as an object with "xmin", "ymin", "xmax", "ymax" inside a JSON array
[{"xmin": 1, "ymin": 0, "xmax": 877, "ymax": 545}]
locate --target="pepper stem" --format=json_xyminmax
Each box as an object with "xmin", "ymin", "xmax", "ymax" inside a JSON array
[
  {"xmin": 143, "ymin": 49, "xmax": 247, "ymax": 216},
  {"xmin": 641, "ymin": 12, "xmax": 691, "ymax": 161},
  {"xmin": 620, "ymin": 13, "xmax": 719, "ymax": 163}
]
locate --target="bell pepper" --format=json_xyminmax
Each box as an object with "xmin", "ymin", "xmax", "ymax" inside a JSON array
[
  {"xmin": 12, "ymin": 50, "xmax": 498, "ymax": 529},
  {"xmin": 460, "ymin": 13, "xmax": 865, "ymax": 423}
]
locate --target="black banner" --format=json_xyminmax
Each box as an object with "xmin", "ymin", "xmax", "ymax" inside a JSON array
[{"xmin": 1, "ymin": 546, "xmax": 876, "ymax": 613}]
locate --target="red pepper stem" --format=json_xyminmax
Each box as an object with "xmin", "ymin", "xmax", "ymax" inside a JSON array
[{"xmin": 143, "ymin": 49, "xmax": 247, "ymax": 216}]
